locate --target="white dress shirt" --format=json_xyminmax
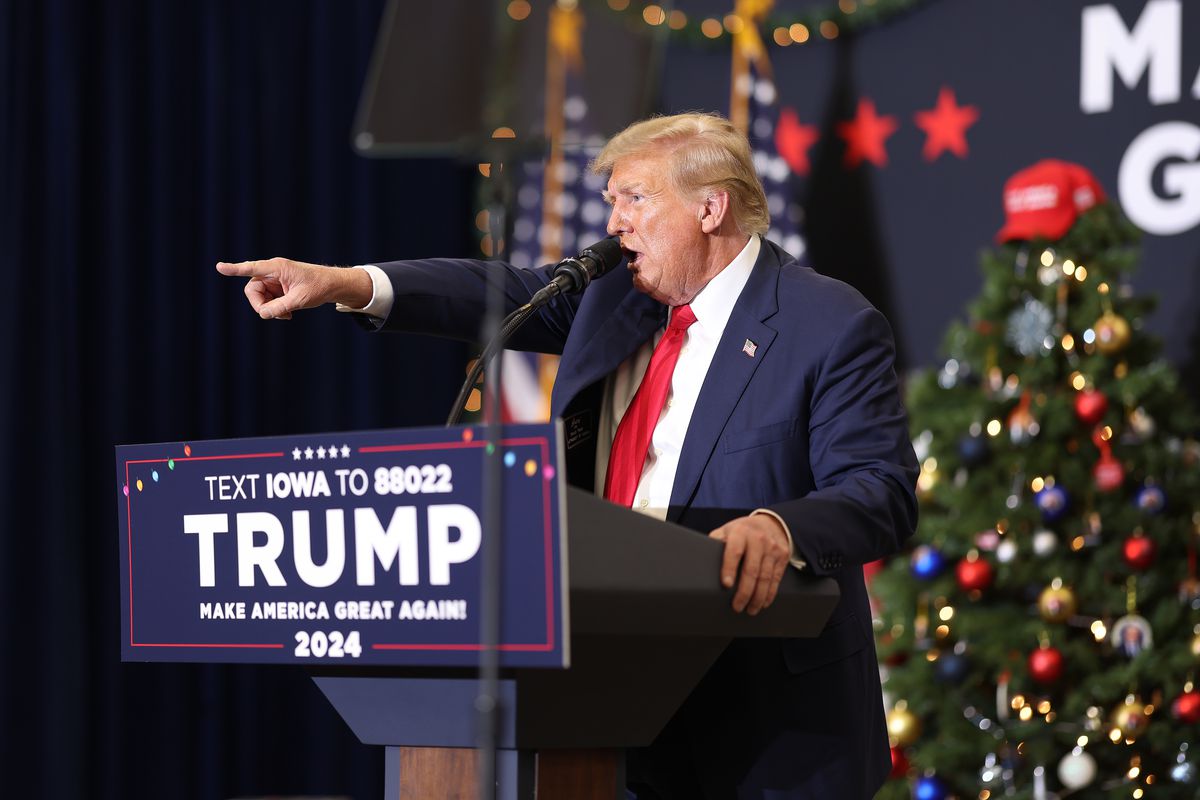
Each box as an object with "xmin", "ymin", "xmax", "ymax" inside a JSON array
[{"xmin": 594, "ymin": 235, "xmax": 759, "ymax": 519}]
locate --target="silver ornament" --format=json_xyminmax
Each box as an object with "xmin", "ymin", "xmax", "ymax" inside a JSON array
[
  {"xmin": 1037, "ymin": 263, "xmax": 1061, "ymax": 286},
  {"xmin": 996, "ymin": 539, "xmax": 1018, "ymax": 563},
  {"xmin": 938, "ymin": 359, "xmax": 960, "ymax": 389},
  {"xmin": 1128, "ymin": 406, "xmax": 1156, "ymax": 438},
  {"xmin": 913, "ymin": 430, "xmax": 933, "ymax": 463},
  {"xmin": 979, "ymin": 752, "xmax": 1001, "ymax": 786},
  {"xmin": 1171, "ymin": 761, "xmax": 1196, "ymax": 784},
  {"xmin": 1032, "ymin": 530, "xmax": 1057, "ymax": 556},
  {"xmin": 1005, "ymin": 298, "xmax": 1054, "ymax": 357},
  {"xmin": 1057, "ymin": 749, "xmax": 1096, "ymax": 789}
]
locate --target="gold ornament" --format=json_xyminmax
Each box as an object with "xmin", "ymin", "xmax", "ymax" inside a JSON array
[
  {"xmin": 1111, "ymin": 697, "xmax": 1149, "ymax": 740},
  {"xmin": 887, "ymin": 702, "xmax": 921, "ymax": 747},
  {"xmin": 1094, "ymin": 311, "xmax": 1131, "ymax": 355},
  {"xmin": 1038, "ymin": 580, "xmax": 1077, "ymax": 623},
  {"xmin": 1191, "ymin": 633, "xmax": 1200, "ymax": 658}
]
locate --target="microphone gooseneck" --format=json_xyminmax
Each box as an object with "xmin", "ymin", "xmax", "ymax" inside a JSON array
[{"xmin": 446, "ymin": 238, "xmax": 625, "ymax": 426}]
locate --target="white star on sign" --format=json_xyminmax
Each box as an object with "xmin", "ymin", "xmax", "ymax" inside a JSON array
[
  {"xmin": 304, "ymin": 447, "xmax": 314, "ymax": 459},
  {"xmin": 328, "ymin": 443, "xmax": 339, "ymax": 458},
  {"xmin": 341, "ymin": 445, "xmax": 351, "ymax": 458},
  {"xmin": 316, "ymin": 446, "xmax": 326, "ymax": 459},
  {"xmin": 292, "ymin": 447, "xmax": 302, "ymax": 460}
]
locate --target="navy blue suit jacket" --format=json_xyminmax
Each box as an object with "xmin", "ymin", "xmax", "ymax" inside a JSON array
[{"xmin": 372, "ymin": 239, "xmax": 918, "ymax": 799}]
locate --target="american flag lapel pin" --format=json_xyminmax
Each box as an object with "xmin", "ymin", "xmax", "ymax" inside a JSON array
[{"xmin": 742, "ymin": 339, "xmax": 758, "ymax": 357}]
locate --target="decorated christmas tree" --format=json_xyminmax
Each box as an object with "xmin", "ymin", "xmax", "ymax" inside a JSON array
[{"xmin": 871, "ymin": 161, "xmax": 1200, "ymax": 800}]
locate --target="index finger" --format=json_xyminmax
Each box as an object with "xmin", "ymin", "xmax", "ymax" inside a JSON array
[
  {"xmin": 216, "ymin": 260, "xmax": 279, "ymax": 278},
  {"xmin": 718, "ymin": 530, "xmax": 746, "ymax": 590}
]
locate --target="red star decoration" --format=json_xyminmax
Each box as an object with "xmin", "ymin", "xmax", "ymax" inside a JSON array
[
  {"xmin": 775, "ymin": 108, "xmax": 820, "ymax": 177},
  {"xmin": 836, "ymin": 98, "xmax": 898, "ymax": 168},
  {"xmin": 914, "ymin": 87, "xmax": 980, "ymax": 161}
]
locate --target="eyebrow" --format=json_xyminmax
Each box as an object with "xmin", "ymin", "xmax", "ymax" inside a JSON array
[{"xmin": 602, "ymin": 181, "xmax": 650, "ymax": 204}]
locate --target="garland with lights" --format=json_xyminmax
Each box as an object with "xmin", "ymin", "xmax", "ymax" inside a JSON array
[{"xmin": 581, "ymin": 0, "xmax": 937, "ymax": 48}]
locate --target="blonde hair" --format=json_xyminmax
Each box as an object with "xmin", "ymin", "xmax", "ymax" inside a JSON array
[{"xmin": 590, "ymin": 112, "xmax": 770, "ymax": 236}]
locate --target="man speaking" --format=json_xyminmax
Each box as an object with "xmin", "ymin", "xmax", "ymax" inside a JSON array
[{"xmin": 218, "ymin": 112, "xmax": 918, "ymax": 800}]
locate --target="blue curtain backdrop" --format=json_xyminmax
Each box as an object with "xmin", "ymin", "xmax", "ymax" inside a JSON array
[{"xmin": 0, "ymin": 1, "xmax": 475, "ymax": 797}]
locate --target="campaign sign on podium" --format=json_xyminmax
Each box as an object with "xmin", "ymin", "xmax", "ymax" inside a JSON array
[{"xmin": 116, "ymin": 423, "xmax": 567, "ymax": 668}]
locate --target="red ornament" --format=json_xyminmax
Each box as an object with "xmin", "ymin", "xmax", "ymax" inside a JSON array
[
  {"xmin": 863, "ymin": 558, "xmax": 885, "ymax": 583},
  {"xmin": 956, "ymin": 554, "xmax": 994, "ymax": 592},
  {"xmin": 1172, "ymin": 691, "xmax": 1200, "ymax": 723},
  {"xmin": 1122, "ymin": 534, "xmax": 1157, "ymax": 571},
  {"xmin": 889, "ymin": 746, "xmax": 910, "ymax": 778},
  {"xmin": 1074, "ymin": 388, "xmax": 1109, "ymax": 425},
  {"xmin": 1028, "ymin": 645, "xmax": 1064, "ymax": 684},
  {"xmin": 1093, "ymin": 451, "xmax": 1125, "ymax": 492}
]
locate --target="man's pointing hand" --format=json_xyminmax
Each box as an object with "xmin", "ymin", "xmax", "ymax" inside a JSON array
[{"xmin": 216, "ymin": 257, "xmax": 373, "ymax": 320}]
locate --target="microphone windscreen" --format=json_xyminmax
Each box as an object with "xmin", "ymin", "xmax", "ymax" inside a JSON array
[{"xmin": 581, "ymin": 237, "xmax": 624, "ymax": 277}]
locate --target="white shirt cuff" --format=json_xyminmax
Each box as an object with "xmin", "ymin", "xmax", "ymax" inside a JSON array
[
  {"xmin": 334, "ymin": 264, "xmax": 394, "ymax": 319},
  {"xmin": 751, "ymin": 508, "xmax": 806, "ymax": 570}
]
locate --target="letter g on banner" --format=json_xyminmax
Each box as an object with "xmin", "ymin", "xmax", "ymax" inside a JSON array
[{"xmin": 1118, "ymin": 121, "xmax": 1200, "ymax": 236}]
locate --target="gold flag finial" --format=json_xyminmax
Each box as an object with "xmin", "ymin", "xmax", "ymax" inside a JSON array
[
  {"xmin": 733, "ymin": 0, "xmax": 773, "ymax": 64},
  {"xmin": 549, "ymin": 2, "xmax": 585, "ymax": 71},
  {"xmin": 729, "ymin": 0, "xmax": 774, "ymax": 133}
]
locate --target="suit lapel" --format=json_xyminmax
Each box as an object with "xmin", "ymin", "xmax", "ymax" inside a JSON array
[
  {"xmin": 551, "ymin": 283, "xmax": 664, "ymax": 418},
  {"xmin": 667, "ymin": 246, "xmax": 782, "ymax": 521}
]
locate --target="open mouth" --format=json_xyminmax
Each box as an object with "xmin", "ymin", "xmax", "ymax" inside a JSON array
[{"xmin": 622, "ymin": 246, "xmax": 642, "ymax": 268}]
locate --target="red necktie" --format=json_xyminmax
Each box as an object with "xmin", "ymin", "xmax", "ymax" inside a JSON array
[{"xmin": 604, "ymin": 304, "xmax": 697, "ymax": 507}]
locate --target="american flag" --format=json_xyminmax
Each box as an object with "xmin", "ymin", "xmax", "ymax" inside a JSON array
[
  {"xmin": 494, "ymin": 10, "xmax": 806, "ymax": 422},
  {"xmin": 500, "ymin": 71, "xmax": 608, "ymax": 423},
  {"xmin": 742, "ymin": 61, "xmax": 807, "ymax": 260}
]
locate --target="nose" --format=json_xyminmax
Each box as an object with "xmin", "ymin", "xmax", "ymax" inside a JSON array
[{"xmin": 606, "ymin": 203, "xmax": 626, "ymax": 236}]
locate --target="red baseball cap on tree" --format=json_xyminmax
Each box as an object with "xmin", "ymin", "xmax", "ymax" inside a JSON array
[{"xmin": 996, "ymin": 159, "xmax": 1107, "ymax": 243}]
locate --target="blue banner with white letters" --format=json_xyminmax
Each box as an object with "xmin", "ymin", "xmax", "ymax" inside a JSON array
[{"xmin": 116, "ymin": 424, "xmax": 567, "ymax": 668}]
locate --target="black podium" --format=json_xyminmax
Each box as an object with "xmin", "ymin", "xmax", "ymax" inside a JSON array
[{"xmin": 313, "ymin": 487, "xmax": 839, "ymax": 800}]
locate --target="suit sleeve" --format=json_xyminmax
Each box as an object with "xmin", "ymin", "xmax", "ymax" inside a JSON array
[
  {"xmin": 770, "ymin": 306, "xmax": 919, "ymax": 575},
  {"xmin": 357, "ymin": 257, "xmax": 581, "ymax": 355}
]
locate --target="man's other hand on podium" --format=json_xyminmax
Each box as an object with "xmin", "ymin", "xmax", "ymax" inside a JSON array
[
  {"xmin": 216, "ymin": 257, "xmax": 373, "ymax": 320},
  {"xmin": 708, "ymin": 514, "xmax": 790, "ymax": 617}
]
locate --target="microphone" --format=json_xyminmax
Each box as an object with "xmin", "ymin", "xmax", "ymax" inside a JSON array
[
  {"xmin": 446, "ymin": 238, "xmax": 623, "ymax": 425},
  {"xmin": 529, "ymin": 237, "xmax": 624, "ymax": 307}
]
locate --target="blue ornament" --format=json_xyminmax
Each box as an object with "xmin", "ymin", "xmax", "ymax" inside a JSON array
[
  {"xmin": 957, "ymin": 434, "xmax": 989, "ymax": 468},
  {"xmin": 934, "ymin": 651, "xmax": 970, "ymax": 684},
  {"xmin": 914, "ymin": 774, "xmax": 949, "ymax": 800},
  {"xmin": 910, "ymin": 545, "xmax": 946, "ymax": 580},
  {"xmin": 1135, "ymin": 484, "xmax": 1165, "ymax": 514},
  {"xmin": 1035, "ymin": 485, "xmax": 1069, "ymax": 522}
]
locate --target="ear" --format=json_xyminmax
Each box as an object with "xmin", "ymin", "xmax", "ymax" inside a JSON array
[{"xmin": 698, "ymin": 190, "xmax": 731, "ymax": 234}]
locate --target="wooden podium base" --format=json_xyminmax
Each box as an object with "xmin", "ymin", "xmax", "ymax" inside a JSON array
[{"xmin": 388, "ymin": 746, "xmax": 624, "ymax": 800}]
